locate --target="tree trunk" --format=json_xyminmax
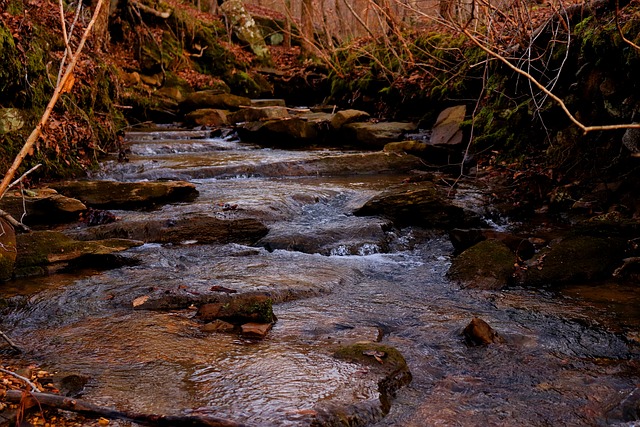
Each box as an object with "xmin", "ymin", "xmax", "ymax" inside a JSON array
[{"xmin": 300, "ymin": 0, "xmax": 314, "ymax": 56}]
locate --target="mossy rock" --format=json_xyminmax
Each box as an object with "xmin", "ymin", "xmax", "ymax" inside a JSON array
[
  {"xmin": 196, "ymin": 294, "xmax": 275, "ymax": 324},
  {"xmin": 515, "ymin": 235, "xmax": 628, "ymax": 287},
  {"xmin": 447, "ymin": 239, "xmax": 516, "ymax": 290},
  {"xmin": 14, "ymin": 231, "xmax": 142, "ymax": 278},
  {"xmin": 332, "ymin": 342, "xmax": 412, "ymax": 415}
]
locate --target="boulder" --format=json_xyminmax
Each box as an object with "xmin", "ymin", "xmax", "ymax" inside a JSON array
[
  {"xmin": 14, "ymin": 231, "xmax": 142, "ymax": 278},
  {"xmin": 220, "ymin": 0, "xmax": 271, "ymax": 63},
  {"xmin": 51, "ymin": 180, "xmax": 198, "ymax": 210},
  {"xmin": 514, "ymin": 235, "xmax": 628, "ymax": 287},
  {"xmin": 447, "ymin": 239, "xmax": 516, "ymax": 290},
  {"xmin": 622, "ymin": 125, "xmax": 640, "ymax": 156},
  {"xmin": 196, "ymin": 294, "xmax": 275, "ymax": 324},
  {"xmin": 237, "ymin": 117, "xmax": 319, "ymax": 144},
  {"xmin": 229, "ymin": 106, "xmax": 290, "ymax": 124},
  {"xmin": 0, "ymin": 108, "xmax": 25, "ymax": 134},
  {"xmin": 180, "ymin": 91, "xmax": 251, "ymax": 112},
  {"xmin": 448, "ymin": 228, "xmax": 536, "ymax": 259},
  {"xmin": 344, "ymin": 122, "xmax": 418, "ymax": 149},
  {"xmin": 1, "ymin": 188, "xmax": 86, "ymax": 225},
  {"xmin": 184, "ymin": 108, "xmax": 229, "ymax": 127},
  {"xmin": 429, "ymin": 105, "xmax": 466, "ymax": 147},
  {"xmin": 354, "ymin": 182, "xmax": 483, "ymax": 229},
  {"xmin": 65, "ymin": 214, "xmax": 268, "ymax": 245},
  {"xmin": 463, "ymin": 318, "xmax": 502, "ymax": 346},
  {"xmin": 0, "ymin": 218, "xmax": 16, "ymax": 281},
  {"xmin": 330, "ymin": 109, "xmax": 370, "ymax": 129},
  {"xmin": 201, "ymin": 319, "xmax": 236, "ymax": 333}
]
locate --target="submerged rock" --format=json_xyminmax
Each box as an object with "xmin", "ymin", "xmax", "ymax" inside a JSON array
[
  {"xmin": 241, "ymin": 322, "xmax": 273, "ymax": 339},
  {"xmin": 314, "ymin": 342, "xmax": 412, "ymax": 425},
  {"xmin": 463, "ymin": 317, "xmax": 502, "ymax": 346},
  {"xmin": 447, "ymin": 239, "xmax": 516, "ymax": 290},
  {"xmin": 51, "ymin": 180, "xmax": 198, "ymax": 210},
  {"xmin": 354, "ymin": 182, "xmax": 483, "ymax": 229}
]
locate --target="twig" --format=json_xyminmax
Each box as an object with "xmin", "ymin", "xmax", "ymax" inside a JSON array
[
  {"xmin": 4, "ymin": 164, "xmax": 42, "ymax": 195},
  {"xmin": 0, "ymin": 208, "xmax": 29, "ymax": 233},
  {"xmin": 0, "ymin": 331, "xmax": 23, "ymax": 355}
]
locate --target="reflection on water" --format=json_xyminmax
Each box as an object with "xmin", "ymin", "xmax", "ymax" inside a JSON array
[{"xmin": 1, "ymin": 132, "xmax": 638, "ymax": 426}]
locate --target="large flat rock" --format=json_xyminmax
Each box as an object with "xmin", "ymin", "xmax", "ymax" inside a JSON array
[{"xmin": 51, "ymin": 180, "xmax": 198, "ymax": 210}]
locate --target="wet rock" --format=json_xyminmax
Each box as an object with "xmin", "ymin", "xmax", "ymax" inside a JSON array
[
  {"xmin": 1, "ymin": 188, "xmax": 87, "ymax": 225},
  {"xmin": 66, "ymin": 214, "xmax": 268, "ymax": 245},
  {"xmin": 354, "ymin": 182, "xmax": 483, "ymax": 229},
  {"xmin": 228, "ymin": 106, "xmax": 290, "ymax": 124},
  {"xmin": 343, "ymin": 121, "xmax": 418, "ymax": 149},
  {"xmin": 184, "ymin": 108, "xmax": 229, "ymax": 127},
  {"xmin": 51, "ymin": 180, "xmax": 198, "ymax": 210},
  {"xmin": 55, "ymin": 374, "xmax": 89, "ymax": 397},
  {"xmin": 237, "ymin": 117, "xmax": 318, "ymax": 145},
  {"xmin": 515, "ymin": 235, "xmax": 628, "ymax": 287},
  {"xmin": 241, "ymin": 322, "xmax": 272, "ymax": 338},
  {"xmin": 330, "ymin": 109, "xmax": 370, "ymax": 129},
  {"xmin": 201, "ymin": 319, "xmax": 235, "ymax": 333},
  {"xmin": 0, "ymin": 108, "xmax": 25, "ymax": 134},
  {"xmin": 447, "ymin": 239, "xmax": 516, "ymax": 290},
  {"xmin": 196, "ymin": 294, "xmax": 275, "ymax": 324},
  {"xmin": 449, "ymin": 228, "xmax": 535, "ymax": 259},
  {"xmin": 250, "ymin": 99, "xmax": 286, "ymax": 107},
  {"xmin": 0, "ymin": 218, "xmax": 16, "ymax": 281},
  {"xmin": 14, "ymin": 231, "xmax": 142, "ymax": 278},
  {"xmin": 317, "ymin": 342, "xmax": 412, "ymax": 423},
  {"xmin": 180, "ymin": 91, "xmax": 251, "ymax": 112},
  {"xmin": 429, "ymin": 105, "xmax": 466, "ymax": 147},
  {"xmin": 383, "ymin": 140, "xmax": 428, "ymax": 155},
  {"xmin": 259, "ymin": 217, "xmax": 390, "ymax": 255},
  {"xmin": 463, "ymin": 317, "xmax": 501, "ymax": 346}
]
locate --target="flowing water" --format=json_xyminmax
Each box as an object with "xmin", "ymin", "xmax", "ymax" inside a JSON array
[{"xmin": 2, "ymin": 129, "xmax": 639, "ymax": 426}]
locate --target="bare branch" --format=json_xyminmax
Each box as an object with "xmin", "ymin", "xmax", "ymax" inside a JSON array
[{"xmin": 0, "ymin": 0, "xmax": 106, "ymax": 199}]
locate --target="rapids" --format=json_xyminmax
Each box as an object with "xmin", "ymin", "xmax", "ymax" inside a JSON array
[{"xmin": 1, "ymin": 129, "xmax": 638, "ymax": 426}]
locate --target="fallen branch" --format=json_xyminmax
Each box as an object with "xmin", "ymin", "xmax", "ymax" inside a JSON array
[
  {"xmin": 3, "ymin": 390, "xmax": 247, "ymax": 427},
  {"xmin": 0, "ymin": 208, "xmax": 29, "ymax": 233},
  {"xmin": 0, "ymin": 0, "xmax": 105, "ymax": 200},
  {"xmin": 0, "ymin": 368, "xmax": 36, "ymax": 391},
  {"xmin": 130, "ymin": 0, "xmax": 172, "ymax": 18},
  {"xmin": 460, "ymin": 27, "xmax": 640, "ymax": 134},
  {"xmin": 0, "ymin": 330, "xmax": 23, "ymax": 353}
]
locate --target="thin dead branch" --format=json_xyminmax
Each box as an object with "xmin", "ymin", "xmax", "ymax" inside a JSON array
[
  {"xmin": 0, "ymin": 331, "xmax": 23, "ymax": 354},
  {"xmin": 0, "ymin": 0, "xmax": 105, "ymax": 199}
]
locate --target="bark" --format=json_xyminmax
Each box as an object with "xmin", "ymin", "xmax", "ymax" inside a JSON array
[
  {"xmin": 3, "ymin": 390, "xmax": 247, "ymax": 427},
  {"xmin": 300, "ymin": 0, "xmax": 314, "ymax": 56}
]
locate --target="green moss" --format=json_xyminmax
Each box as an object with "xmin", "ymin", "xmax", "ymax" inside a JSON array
[
  {"xmin": 447, "ymin": 240, "xmax": 515, "ymax": 290},
  {"xmin": 0, "ymin": 23, "xmax": 22, "ymax": 94}
]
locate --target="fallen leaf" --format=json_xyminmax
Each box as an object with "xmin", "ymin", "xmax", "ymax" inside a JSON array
[{"xmin": 132, "ymin": 295, "xmax": 150, "ymax": 307}]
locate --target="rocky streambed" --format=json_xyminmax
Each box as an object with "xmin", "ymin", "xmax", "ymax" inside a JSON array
[{"xmin": 1, "ymin": 125, "xmax": 639, "ymax": 426}]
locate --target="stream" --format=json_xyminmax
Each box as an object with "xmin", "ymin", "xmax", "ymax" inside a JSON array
[{"xmin": 2, "ymin": 128, "xmax": 639, "ymax": 426}]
